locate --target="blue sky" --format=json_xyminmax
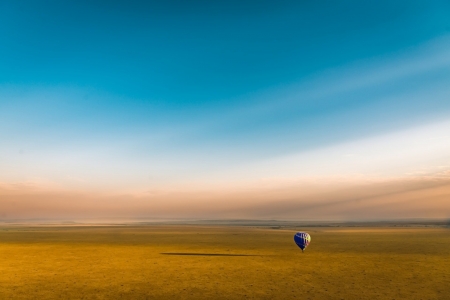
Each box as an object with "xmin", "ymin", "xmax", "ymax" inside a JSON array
[
  {"xmin": 2, "ymin": 1, "xmax": 449, "ymax": 100},
  {"xmin": 1, "ymin": 1, "xmax": 450, "ymax": 220}
]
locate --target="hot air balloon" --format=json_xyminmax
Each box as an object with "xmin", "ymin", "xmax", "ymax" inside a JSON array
[{"xmin": 294, "ymin": 232, "xmax": 311, "ymax": 252}]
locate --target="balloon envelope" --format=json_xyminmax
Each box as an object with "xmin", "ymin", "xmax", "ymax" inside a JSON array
[{"xmin": 294, "ymin": 232, "xmax": 311, "ymax": 252}]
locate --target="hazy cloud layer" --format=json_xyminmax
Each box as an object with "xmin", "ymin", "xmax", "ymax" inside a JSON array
[{"xmin": 1, "ymin": 172, "xmax": 449, "ymax": 221}]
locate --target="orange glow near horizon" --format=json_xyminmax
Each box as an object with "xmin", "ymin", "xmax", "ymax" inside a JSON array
[{"xmin": 2, "ymin": 171, "xmax": 449, "ymax": 221}]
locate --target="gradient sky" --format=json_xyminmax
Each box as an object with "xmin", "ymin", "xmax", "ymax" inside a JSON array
[{"xmin": 1, "ymin": 0, "xmax": 450, "ymax": 221}]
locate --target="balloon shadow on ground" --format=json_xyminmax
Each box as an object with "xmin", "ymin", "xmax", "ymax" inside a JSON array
[{"xmin": 160, "ymin": 252, "xmax": 258, "ymax": 256}]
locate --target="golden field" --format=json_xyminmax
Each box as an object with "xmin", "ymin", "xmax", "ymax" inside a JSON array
[{"xmin": 0, "ymin": 225, "xmax": 449, "ymax": 299}]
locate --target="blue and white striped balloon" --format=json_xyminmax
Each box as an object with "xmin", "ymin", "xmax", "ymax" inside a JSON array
[{"xmin": 294, "ymin": 232, "xmax": 311, "ymax": 252}]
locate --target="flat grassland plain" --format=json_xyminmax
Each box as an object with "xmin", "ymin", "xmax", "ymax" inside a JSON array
[{"xmin": 0, "ymin": 225, "xmax": 449, "ymax": 299}]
